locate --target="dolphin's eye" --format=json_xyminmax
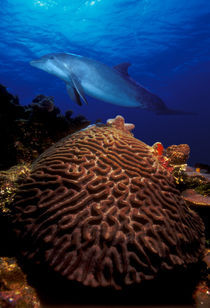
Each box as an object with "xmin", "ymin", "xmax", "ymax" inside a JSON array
[{"xmin": 49, "ymin": 56, "xmax": 54, "ymax": 60}]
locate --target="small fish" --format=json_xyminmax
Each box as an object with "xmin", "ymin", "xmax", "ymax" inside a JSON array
[{"xmin": 30, "ymin": 53, "xmax": 195, "ymax": 115}]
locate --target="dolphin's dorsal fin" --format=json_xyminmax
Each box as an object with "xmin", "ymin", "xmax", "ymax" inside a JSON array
[
  {"xmin": 113, "ymin": 62, "xmax": 131, "ymax": 76},
  {"xmin": 68, "ymin": 72, "xmax": 88, "ymax": 105}
]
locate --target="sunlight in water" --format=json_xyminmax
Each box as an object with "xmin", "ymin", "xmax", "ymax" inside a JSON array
[
  {"xmin": 34, "ymin": 0, "xmax": 45, "ymax": 6},
  {"xmin": 34, "ymin": 0, "xmax": 58, "ymax": 8},
  {"xmin": 33, "ymin": 0, "xmax": 102, "ymax": 9},
  {"xmin": 85, "ymin": 0, "xmax": 101, "ymax": 6}
]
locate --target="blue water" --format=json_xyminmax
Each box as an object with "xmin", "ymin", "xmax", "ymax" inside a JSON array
[{"xmin": 1, "ymin": 0, "xmax": 210, "ymax": 165}]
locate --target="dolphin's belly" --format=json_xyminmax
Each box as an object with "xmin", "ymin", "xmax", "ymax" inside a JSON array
[{"xmin": 81, "ymin": 71, "xmax": 141, "ymax": 107}]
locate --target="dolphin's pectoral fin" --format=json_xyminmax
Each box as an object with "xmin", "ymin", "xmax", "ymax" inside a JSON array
[
  {"xmin": 70, "ymin": 72, "xmax": 88, "ymax": 105},
  {"xmin": 66, "ymin": 84, "xmax": 82, "ymax": 106},
  {"xmin": 113, "ymin": 62, "xmax": 131, "ymax": 76}
]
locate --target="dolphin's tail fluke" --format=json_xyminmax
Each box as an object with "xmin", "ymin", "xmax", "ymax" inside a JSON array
[
  {"xmin": 156, "ymin": 107, "xmax": 197, "ymax": 116},
  {"xmin": 144, "ymin": 92, "xmax": 197, "ymax": 115}
]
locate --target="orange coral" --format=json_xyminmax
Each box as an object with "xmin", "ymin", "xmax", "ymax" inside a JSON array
[
  {"xmin": 153, "ymin": 142, "xmax": 164, "ymax": 156},
  {"xmin": 152, "ymin": 142, "xmax": 174, "ymax": 172}
]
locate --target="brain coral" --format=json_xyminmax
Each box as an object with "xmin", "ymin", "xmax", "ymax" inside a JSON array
[{"xmin": 12, "ymin": 116, "xmax": 205, "ymax": 289}]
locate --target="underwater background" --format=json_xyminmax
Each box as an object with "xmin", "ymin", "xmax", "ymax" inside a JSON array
[{"xmin": 1, "ymin": 0, "xmax": 210, "ymax": 166}]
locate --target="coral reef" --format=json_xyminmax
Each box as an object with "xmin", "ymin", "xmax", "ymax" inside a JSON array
[
  {"xmin": 166, "ymin": 144, "xmax": 190, "ymax": 165},
  {"xmin": 152, "ymin": 141, "xmax": 210, "ymax": 244},
  {"xmin": 0, "ymin": 164, "xmax": 31, "ymax": 257},
  {"xmin": 12, "ymin": 115, "xmax": 205, "ymax": 290},
  {"xmin": 0, "ymin": 84, "xmax": 91, "ymax": 305},
  {"xmin": 195, "ymin": 182, "xmax": 210, "ymax": 196},
  {"xmin": 154, "ymin": 141, "xmax": 210, "ymax": 199},
  {"xmin": 193, "ymin": 249, "xmax": 210, "ymax": 307},
  {"xmin": 194, "ymin": 163, "xmax": 210, "ymax": 174},
  {"xmin": 152, "ymin": 142, "xmax": 164, "ymax": 156},
  {"xmin": 0, "ymin": 164, "xmax": 31, "ymax": 214},
  {"xmin": 152, "ymin": 142, "xmax": 210, "ymax": 248},
  {"xmin": 182, "ymin": 189, "xmax": 210, "ymax": 207},
  {"xmin": 0, "ymin": 84, "xmax": 90, "ymax": 170},
  {"xmin": 31, "ymin": 94, "xmax": 55, "ymax": 112},
  {"xmin": 0, "ymin": 85, "xmax": 208, "ymax": 302},
  {"xmin": 152, "ymin": 142, "xmax": 174, "ymax": 172},
  {"xmin": 0, "ymin": 257, "xmax": 40, "ymax": 307},
  {"xmin": 172, "ymin": 165, "xmax": 210, "ymax": 203},
  {"xmin": 182, "ymin": 187, "xmax": 210, "ymax": 246}
]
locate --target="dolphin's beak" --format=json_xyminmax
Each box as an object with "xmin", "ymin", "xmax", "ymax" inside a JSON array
[
  {"xmin": 30, "ymin": 60, "xmax": 38, "ymax": 67},
  {"xmin": 30, "ymin": 59, "xmax": 45, "ymax": 70}
]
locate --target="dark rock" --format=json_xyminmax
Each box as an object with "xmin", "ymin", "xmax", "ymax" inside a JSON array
[{"xmin": 0, "ymin": 84, "xmax": 90, "ymax": 170}]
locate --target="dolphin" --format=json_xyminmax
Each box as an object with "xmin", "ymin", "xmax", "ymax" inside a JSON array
[{"xmin": 30, "ymin": 53, "xmax": 194, "ymax": 115}]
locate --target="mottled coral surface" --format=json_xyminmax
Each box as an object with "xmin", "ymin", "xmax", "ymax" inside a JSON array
[
  {"xmin": 12, "ymin": 116, "xmax": 205, "ymax": 289},
  {"xmin": 166, "ymin": 144, "xmax": 190, "ymax": 165},
  {"xmin": 0, "ymin": 257, "xmax": 40, "ymax": 307}
]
